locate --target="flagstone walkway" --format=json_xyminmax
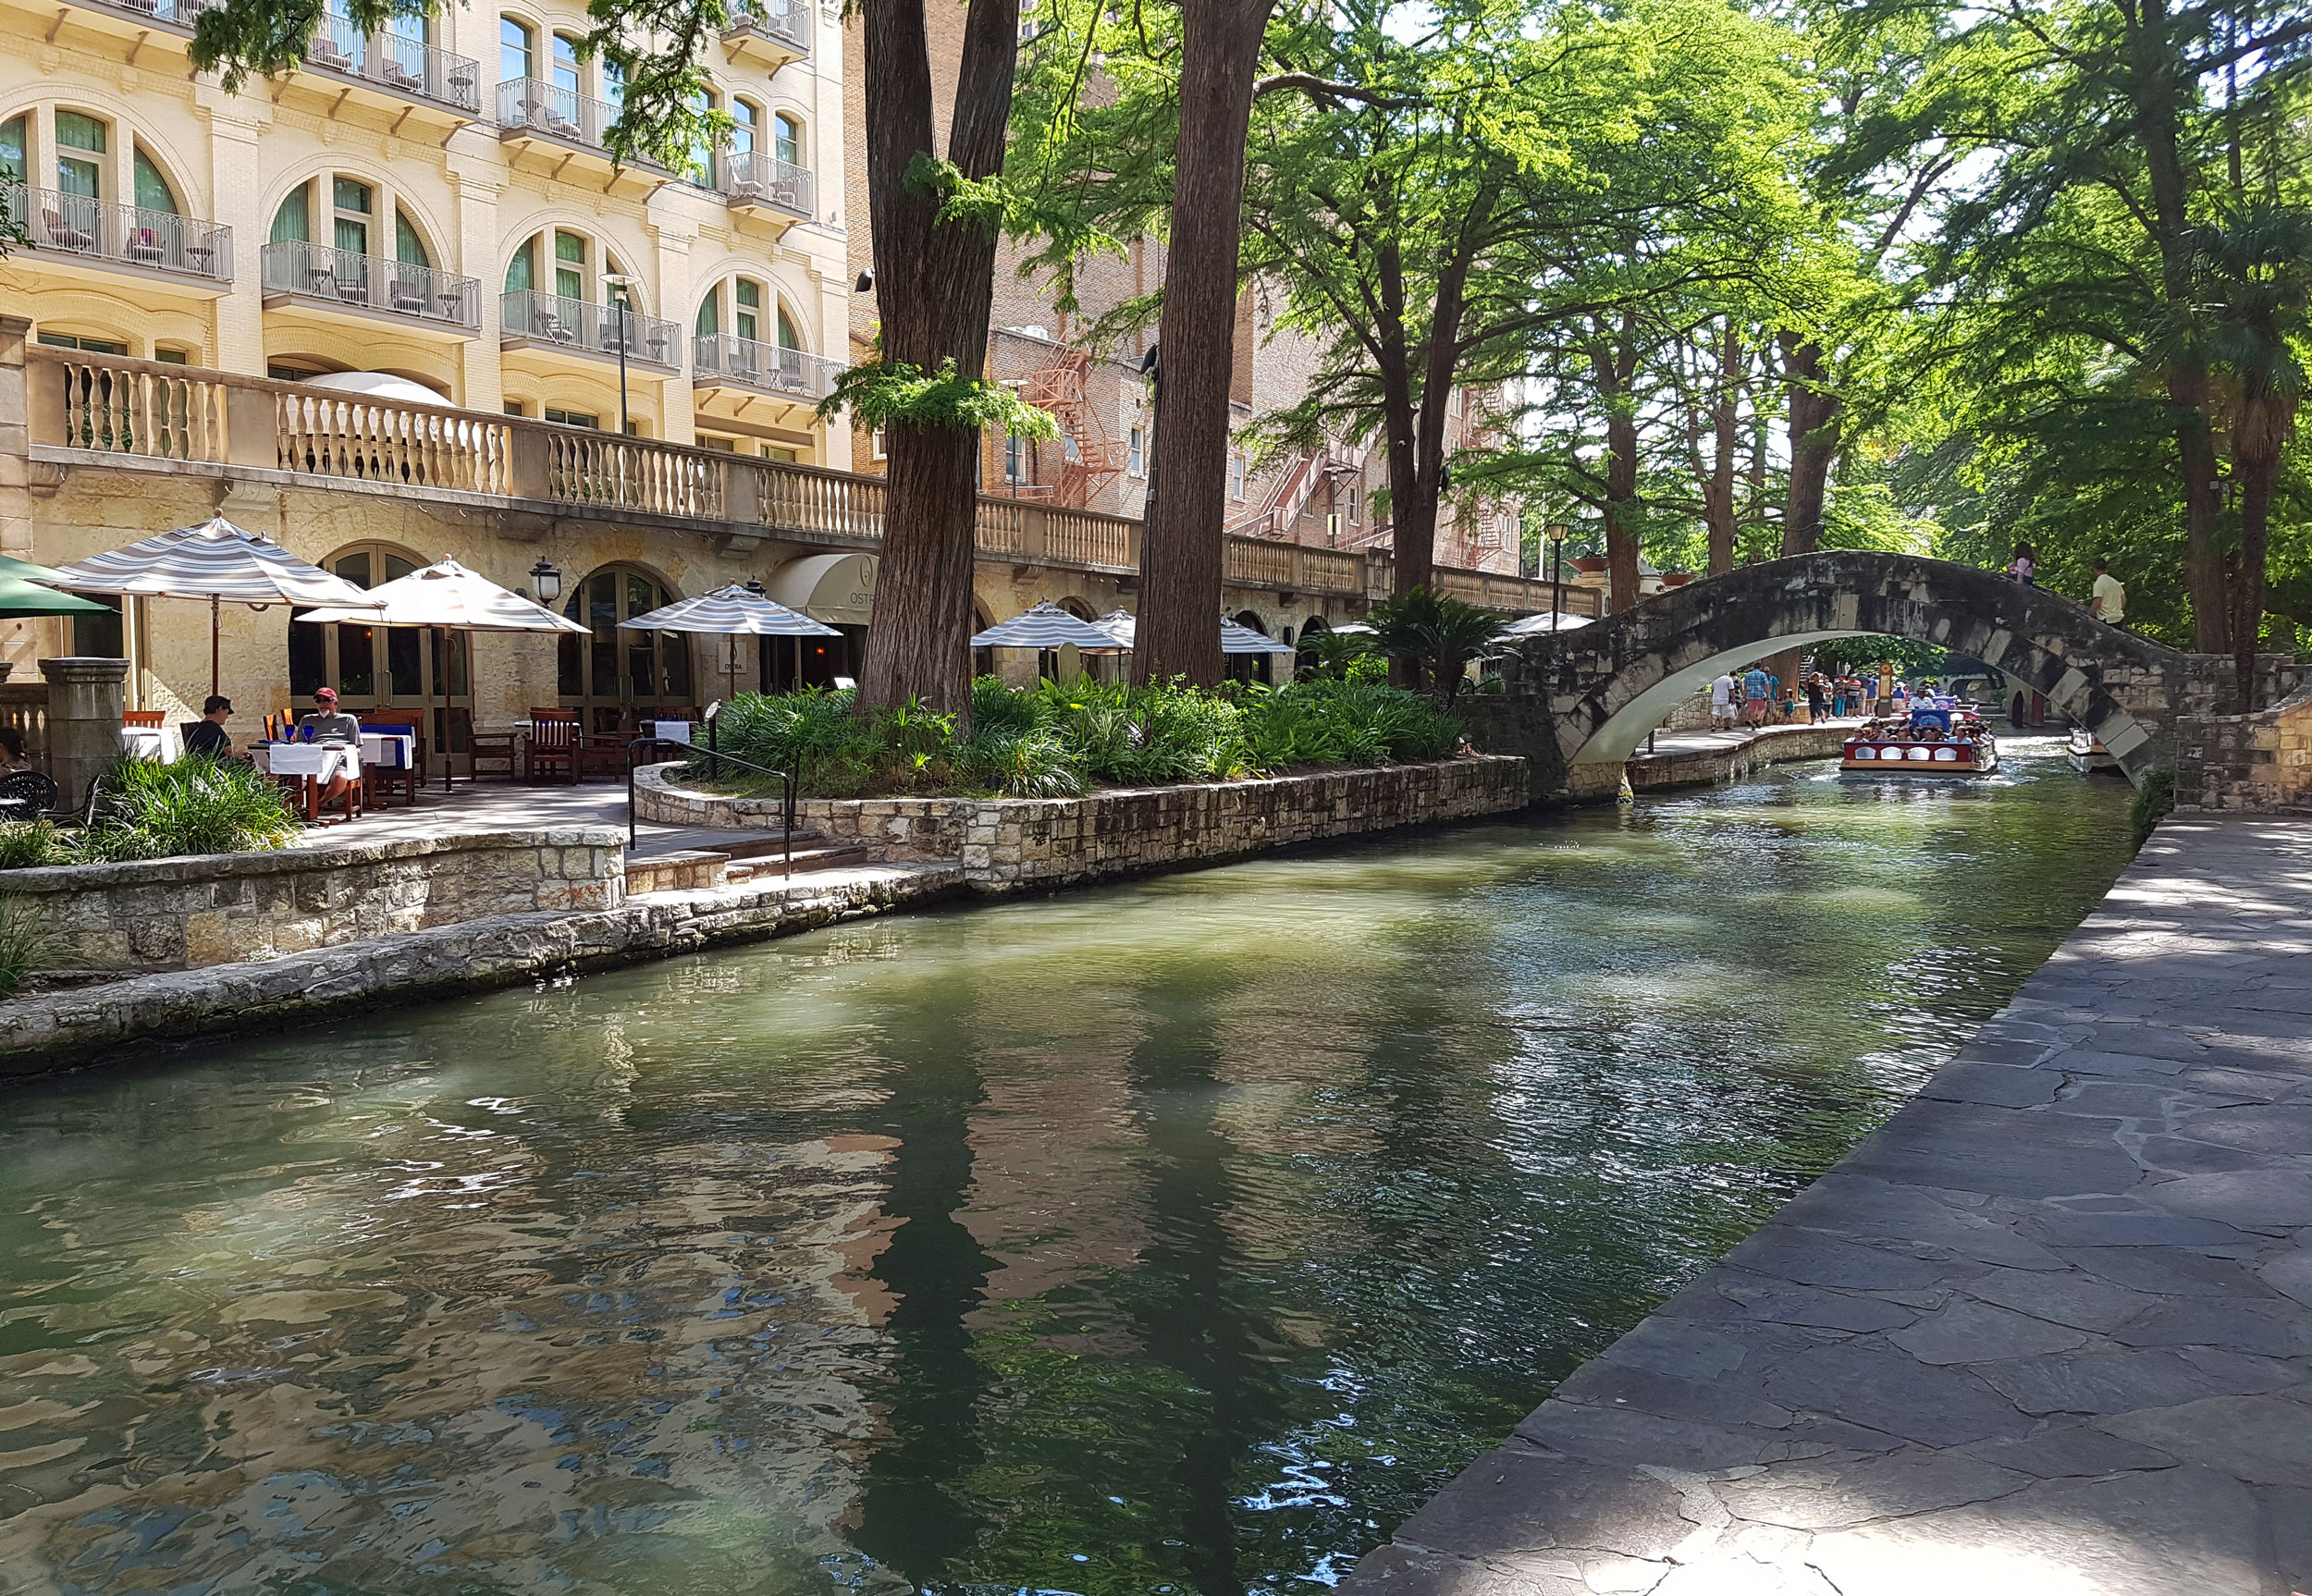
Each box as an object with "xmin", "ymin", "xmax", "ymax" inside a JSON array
[{"xmin": 1347, "ymin": 814, "xmax": 2312, "ymax": 1596}]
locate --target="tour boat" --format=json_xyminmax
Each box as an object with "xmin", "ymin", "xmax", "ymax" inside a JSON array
[
  {"xmin": 1841, "ymin": 704, "xmax": 1999, "ymax": 776},
  {"xmin": 2068, "ymin": 725, "xmax": 2121, "ymax": 775}
]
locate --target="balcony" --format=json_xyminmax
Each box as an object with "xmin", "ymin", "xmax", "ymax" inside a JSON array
[
  {"xmin": 55, "ymin": 0, "xmax": 215, "ymax": 45},
  {"xmin": 722, "ymin": 0, "xmax": 810, "ymax": 70},
  {"xmin": 261, "ymin": 239, "xmax": 481, "ymax": 335},
  {"xmin": 502, "ymin": 291, "xmax": 682, "ymax": 373},
  {"xmin": 301, "ymin": 15, "xmax": 483, "ymax": 118},
  {"xmin": 692, "ymin": 334, "xmax": 841, "ymax": 402},
  {"xmin": 5, "ymin": 183, "xmax": 231, "ymax": 289},
  {"xmin": 719, "ymin": 151, "xmax": 814, "ymax": 226}
]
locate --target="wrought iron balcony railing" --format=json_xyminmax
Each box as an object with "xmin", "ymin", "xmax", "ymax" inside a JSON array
[
  {"xmin": 496, "ymin": 77, "xmax": 619, "ymax": 152},
  {"xmin": 6, "ymin": 183, "xmax": 232, "ymax": 282},
  {"xmin": 719, "ymin": 151, "xmax": 813, "ymax": 218},
  {"xmin": 692, "ymin": 334, "xmax": 842, "ymax": 399},
  {"xmin": 261, "ymin": 239, "xmax": 482, "ymax": 330},
  {"xmin": 725, "ymin": 0, "xmax": 811, "ymax": 53},
  {"xmin": 503, "ymin": 290, "xmax": 683, "ymax": 372},
  {"xmin": 303, "ymin": 15, "xmax": 483, "ymax": 115}
]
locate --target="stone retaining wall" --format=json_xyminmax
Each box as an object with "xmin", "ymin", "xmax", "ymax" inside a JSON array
[
  {"xmin": 0, "ymin": 862, "xmax": 961, "ymax": 1076},
  {"xmin": 2174, "ymin": 682, "xmax": 2312, "ymax": 813},
  {"xmin": 635, "ymin": 756, "xmax": 1529, "ymax": 890},
  {"xmin": 5, "ymin": 829, "xmax": 625, "ymax": 971}
]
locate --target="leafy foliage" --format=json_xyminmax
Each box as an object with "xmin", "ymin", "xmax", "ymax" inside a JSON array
[
  {"xmin": 820, "ymin": 360, "xmax": 1061, "ymax": 438},
  {"xmin": 0, "ymin": 820, "xmax": 69, "ymax": 870},
  {"xmin": 0, "ymin": 898, "xmax": 65, "ymax": 997},
  {"xmin": 75, "ymin": 757, "xmax": 301, "ymax": 862},
  {"xmin": 700, "ymin": 676, "xmax": 1463, "ymax": 797},
  {"xmin": 1367, "ymin": 588, "xmax": 1503, "ymax": 704}
]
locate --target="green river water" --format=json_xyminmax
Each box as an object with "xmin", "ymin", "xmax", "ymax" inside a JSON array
[{"xmin": 0, "ymin": 739, "xmax": 2134, "ymax": 1595}]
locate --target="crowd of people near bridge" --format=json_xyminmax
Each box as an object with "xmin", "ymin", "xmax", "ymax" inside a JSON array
[{"xmin": 1707, "ymin": 667, "xmax": 1888, "ymax": 730}]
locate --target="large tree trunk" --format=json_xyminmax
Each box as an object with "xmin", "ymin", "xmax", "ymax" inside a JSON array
[
  {"xmin": 1705, "ymin": 321, "xmax": 1740, "ymax": 576},
  {"xmin": 855, "ymin": 0, "xmax": 1019, "ymax": 722},
  {"xmin": 1135, "ymin": 0, "xmax": 1278, "ymax": 686},
  {"xmin": 1589, "ymin": 314, "xmax": 1643, "ymax": 611},
  {"xmin": 2233, "ymin": 445, "xmax": 2273, "ymax": 711},
  {"xmin": 1779, "ymin": 331, "xmax": 1839, "ymax": 554},
  {"xmin": 2172, "ymin": 366, "xmax": 2232, "ymax": 654},
  {"xmin": 1390, "ymin": 172, "xmax": 1499, "ymax": 598}
]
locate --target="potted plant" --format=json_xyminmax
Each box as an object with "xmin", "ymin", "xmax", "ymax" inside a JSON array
[
  {"xmin": 1662, "ymin": 570, "xmax": 1696, "ymax": 587},
  {"xmin": 1568, "ymin": 554, "xmax": 1610, "ymax": 574}
]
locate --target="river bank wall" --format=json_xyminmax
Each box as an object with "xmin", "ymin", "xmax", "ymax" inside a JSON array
[{"xmin": 1342, "ymin": 812, "xmax": 2312, "ymax": 1596}]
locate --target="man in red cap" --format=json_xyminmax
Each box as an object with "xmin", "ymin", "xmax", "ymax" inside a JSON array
[{"xmin": 295, "ymin": 687, "xmax": 363, "ymax": 812}]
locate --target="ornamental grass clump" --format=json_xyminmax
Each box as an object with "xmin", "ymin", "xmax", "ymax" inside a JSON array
[
  {"xmin": 75, "ymin": 756, "xmax": 301, "ymax": 863},
  {"xmin": 0, "ymin": 819, "xmax": 69, "ymax": 870},
  {"xmin": 0, "ymin": 897, "xmax": 65, "ymax": 998}
]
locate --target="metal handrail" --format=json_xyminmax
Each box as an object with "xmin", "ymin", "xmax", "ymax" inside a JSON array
[{"xmin": 627, "ymin": 735, "xmax": 797, "ymax": 881}]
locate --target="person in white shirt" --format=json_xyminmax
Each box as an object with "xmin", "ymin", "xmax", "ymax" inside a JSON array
[
  {"xmin": 2091, "ymin": 559, "xmax": 2126, "ymax": 626},
  {"xmin": 1710, "ymin": 670, "xmax": 1739, "ymax": 729}
]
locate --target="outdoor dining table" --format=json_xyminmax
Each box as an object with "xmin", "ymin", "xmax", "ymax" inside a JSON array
[{"xmin": 254, "ymin": 741, "xmax": 363, "ymax": 823}]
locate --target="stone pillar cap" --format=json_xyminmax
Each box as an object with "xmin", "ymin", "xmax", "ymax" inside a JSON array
[{"xmin": 38, "ymin": 657, "xmax": 132, "ymax": 681}]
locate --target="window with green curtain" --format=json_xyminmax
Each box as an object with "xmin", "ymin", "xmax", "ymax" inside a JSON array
[
  {"xmin": 777, "ymin": 307, "xmax": 799, "ymax": 350},
  {"xmin": 773, "ymin": 113, "xmax": 800, "ymax": 168},
  {"xmin": 694, "ymin": 289, "xmax": 718, "ymax": 337},
  {"xmin": 554, "ymin": 230, "xmax": 584, "ymax": 301},
  {"xmin": 0, "ymin": 117, "xmax": 25, "ymax": 184},
  {"xmin": 735, "ymin": 278, "xmax": 758, "ymax": 342},
  {"xmin": 271, "ymin": 184, "xmax": 311, "ymax": 243},
  {"xmin": 395, "ymin": 211, "xmax": 429, "ymax": 266},
  {"xmin": 132, "ymin": 148, "xmax": 177, "ymax": 215},
  {"xmin": 332, "ymin": 176, "xmax": 370, "ymax": 256},
  {"xmin": 55, "ymin": 110, "xmax": 104, "ymax": 199},
  {"xmin": 505, "ymin": 235, "xmax": 535, "ymax": 292}
]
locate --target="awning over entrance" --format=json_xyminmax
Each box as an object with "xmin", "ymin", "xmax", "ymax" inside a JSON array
[{"xmin": 765, "ymin": 552, "xmax": 877, "ymax": 627}]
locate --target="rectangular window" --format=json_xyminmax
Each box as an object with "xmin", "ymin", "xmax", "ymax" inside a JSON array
[
  {"xmin": 39, "ymin": 333, "xmax": 128, "ymax": 354},
  {"xmin": 545, "ymin": 407, "xmax": 598, "ymax": 428},
  {"xmin": 55, "ymin": 111, "xmax": 105, "ymax": 151},
  {"xmin": 269, "ymin": 363, "xmax": 319, "ymax": 381},
  {"xmin": 698, "ymin": 435, "xmax": 736, "ymax": 452},
  {"xmin": 154, "ymin": 347, "xmax": 189, "ymax": 364},
  {"xmin": 764, "ymin": 445, "xmax": 798, "ymax": 462},
  {"xmin": 1347, "ymin": 485, "xmax": 1359, "ymax": 522},
  {"xmin": 1229, "ymin": 453, "xmax": 1246, "ymax": 500},
  {"xmin": 1127, "ymin": 425, "xmax": 1144, "ymax": 477},
  {"xmin": 773, "ymin": 115, "xmax": 801, "ymax": 169},
  {"xmin": 504, "ymin": 399, "xmax": 527, "ymax": 416},
  {"xmin": 55, "ymin": 110, "xmax": 104, "ymax": 199},
  {"xmin": 1004, "ymin": 431, "xmax": 1024, "ymax": 483},
  {"xmin": 500, "ymin": 18, "xmax": 532, "ymax": 84},
  {"xmin": 870, "ymin": 429, "xmax": 886, "ymax": 460},
  {"xmin": 554, "ymin": 230, "xmax": 585, "ymax": 301},
  {"xmin": 333, "ymin": 178, "xmax": 371, "ymax": 257},
  {"xmin": 551, "ymin": 33, "xmax": 580, "ymax": 95}
]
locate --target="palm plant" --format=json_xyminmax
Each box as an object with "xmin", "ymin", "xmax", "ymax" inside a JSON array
[
  {"xmin": 2191, "ymin": 206, "xmax": 2311, "ymax": 710},
  {"xmin": 1367, "ymin": 586, "xmax": 1503, "ymax": 705},
  {"xmin": 1294, "ymin": 625, "xmax": 1374, "ymax": 681}
]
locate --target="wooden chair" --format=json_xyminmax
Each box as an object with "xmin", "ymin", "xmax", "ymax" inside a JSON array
[
  {"xmin": 122, "ymin": 710, "xmax": 166, "ymax": 729},
  {"xmin": 468, "ymin": 728, "xmax": 522, "ymax": 783},
  {"xmin": 578, "ymin": 711, "xmax": 636, "ymax": 781},
  {"xmin": 361, "ymin": 708, "xmax": 425, "ymax": 805},
  {"xmin": 525, "ymin": 708, "xmax": 580, "ymax": 784}
]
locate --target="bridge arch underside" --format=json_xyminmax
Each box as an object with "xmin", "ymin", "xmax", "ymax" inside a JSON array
[{"xmin": 1563, "ymin": 614, "xmax": 2165, "ymax": 785}]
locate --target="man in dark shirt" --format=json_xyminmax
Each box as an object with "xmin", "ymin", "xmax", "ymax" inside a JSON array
[{"xmin": 185, "ymin": 695, "xmax": 235, "ymax": 759}]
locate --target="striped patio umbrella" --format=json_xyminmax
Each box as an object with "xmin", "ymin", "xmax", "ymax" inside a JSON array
[
  {"xmin": 1220, "ymin": 617, "xmax": 1296, "ymax": 655},
  {"xmin": 971, "ymin": 602, "xmax": 1128, "ymax": 651},
  {"xmin": 297, "ymin": 558, "xmax": 589, "ymax": 792},
  {"xmin": 47, "ymin": 516, "xmax": 383, "ymax": 696},
  {"xmin": 1495, "ymin": 610, "xmax": 1593, "ymax": 639},
  {"xmin": 619, "ymin": 583, "xmax": 842, "ymax": 703}
]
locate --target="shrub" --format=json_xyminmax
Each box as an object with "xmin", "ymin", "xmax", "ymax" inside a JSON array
[
  {"xmin": 1368, "ymin": 586, "xmax": 1504, "ymax": 704},
  {"xmin": 0, "ymin": 820, "xmax": 68, "ymax": 870},
  {"xmin": 79, "ymin": 757, "xmax": 300, "ymax": 861},
  {"xmin": 2131, "ymin": 766, "xmax": 2176, "ymax": 845},
  {"xmin": 959, "ymin": 727, "xmax": 1084, "ymax": 796},
  {"xmin": 0, "ymin": 897, "xmax": 65, "ymax": 998}
]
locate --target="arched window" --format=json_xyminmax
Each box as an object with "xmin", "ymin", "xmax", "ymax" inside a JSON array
[
  {"xmin": 394, "ymin": 209, "xmax": 429, "ymax": 267},
  {"xmin": 499, "ymin": 17, "xmax": 534, "ymax": 83},
  {"xmin": 776, "ymin": 303, "xmax": 800, "ymax": 350},
  {"xmin": 558, "ymin": 566, "xmax": 695, "ymax": 728},
  {"xmin": 271, "ymin": 183, "xmax": 309, "ymax": 243},
  {"xmin": 0, "ymin": 117, "xmax": 24, "ymax": 185},
  {"xmin": 694, "ymin": 283, "xmax": 719, "ymax": 337},
  {"xmin": 506, "ymin": 234, "xmax": 535, "ymax": 292},
  {"xmin": 772, "ymin": 111, "xmax": 802, "ymax": 168},
  {"xmin": 1228, "ymin": 610, "xmax": 1274, "ymax": 683},
  {"xmin": 131, "ymin": 146, "xmax": 177, "ymax": 215}
]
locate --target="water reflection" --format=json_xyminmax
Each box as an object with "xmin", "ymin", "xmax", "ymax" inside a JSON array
[{"xmin": 0, "ymin": 739, "xmax": 2133, "ymax": 1593}]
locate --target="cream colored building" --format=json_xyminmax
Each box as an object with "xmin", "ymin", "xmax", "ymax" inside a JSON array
[{"xmin": 0, "ymin": 0, "xmax": 1570, "ymax": 768}]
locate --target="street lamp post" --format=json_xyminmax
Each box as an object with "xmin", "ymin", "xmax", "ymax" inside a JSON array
[
  {"xmin": 1544, "ymin": 522, "xmax": 1569, "ymax": 628},
  {"xmin": 601, "ymin": 272, "xmax": 641, "ymax": 436}
]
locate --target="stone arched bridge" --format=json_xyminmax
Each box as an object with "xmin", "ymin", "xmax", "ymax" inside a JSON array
[{"xmin": 1467, "ymin": 551, "xmax": 2281, "ymax": 801}]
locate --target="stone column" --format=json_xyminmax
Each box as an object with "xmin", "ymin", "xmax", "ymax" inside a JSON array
[{"xmin": 41, "ymin": 657, "xmax": 129, "ymax": 809}]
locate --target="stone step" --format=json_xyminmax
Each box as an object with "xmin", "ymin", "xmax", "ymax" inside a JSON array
[
  {"xmin": 627, "ymin": 827, "xmax": 825, "ymax": 862},
  {"xmin": 725, "ymin": 843, "xmax": 872, "ymax": 881}
]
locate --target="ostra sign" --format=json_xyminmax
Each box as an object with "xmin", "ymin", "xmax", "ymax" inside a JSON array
[{"xmin": 766, "ymin": 552, "xmax": 877, "ymax": 627}]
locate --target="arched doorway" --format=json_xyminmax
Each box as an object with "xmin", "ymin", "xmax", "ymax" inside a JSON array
[
  {"xmin": 758, "ymin": 552, "xmax": 875, "ymax": 691},
  {"xmin": 289, "ymin": 541, "xmax": 475, "ymax": 767},
  {"xmin": 558, "ymin": 565, "xmax": 695, "ymax": 730}
]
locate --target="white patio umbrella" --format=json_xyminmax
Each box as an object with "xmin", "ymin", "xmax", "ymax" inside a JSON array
[
  {"xmin": 972, "ymin": 602, "xmax": 1129, "ymax": 651},
  {"xmin": 1495, "ymin": 610, "xmax": 1594, "ymax": 639},
  {"xmin": 47, "ymin": 515, "xmax": 385, "ymax": 697},
  {"xmin": 1220, "ymin": 617, "xmax": 1296, "ymax": 656},
  {"xmin": 619, "ymin": 583, "xmax": 841, "ymax": 703},
  {"xmin": 298, "ymin": 558, "xmax": 589, "ymax": 791}
]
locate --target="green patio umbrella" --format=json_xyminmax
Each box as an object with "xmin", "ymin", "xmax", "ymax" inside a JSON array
[{"xmin": 0, "ymin": 571, "xmax": 113, "ymax": 618}]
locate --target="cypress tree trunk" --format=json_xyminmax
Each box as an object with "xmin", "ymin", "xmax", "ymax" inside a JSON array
[
  {"xmin": 855, "ymin": 0, "xmax": 1019, "ymax": 723},
  {"xmin": 1135, "ymin": 0, "xmax": 1278, "ymax": 687},
  {"xmin": 1705, "ymin": 322, "xmax": 1740, "ymax": 576}
]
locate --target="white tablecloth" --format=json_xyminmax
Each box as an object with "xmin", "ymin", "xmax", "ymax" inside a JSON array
[
  {"xmin": 118, "ymin": 726, "xmax": 178, "ymax": 761},
  {"xmin": 360, "ymin": 731, "xmax": 414, "ymax": 769},
  {"xmin": 641, "ymin": 719, "xmax": 692, "ymax": 745},
  {"xmin": 256, "ymin": 743, "xmax": 361, "ymax": 781}
]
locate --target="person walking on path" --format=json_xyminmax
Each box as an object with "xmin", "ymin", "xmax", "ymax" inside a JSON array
[
  {"xmin": 1805, "ymin": 675, "xmax": 1827, "ymax": 722},
  {"xmin": 1710, "ymin": 669, "xmax": 1739, "ymax": 730},
  {"xmin": 2091, "ymin": 559, "xmax": 2127, "ymax": 626},
  {"xmin": 1741, "ymin": 665, "xmax": 1771, "ymax": 726}
]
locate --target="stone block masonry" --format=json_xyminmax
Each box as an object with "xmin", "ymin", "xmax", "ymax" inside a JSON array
[
  {"xmin": 7, "ymin": 829, "xmax": 627, "ymax": 972},
  {"xmin": 0, "ymin": 862, "xmax": 964, "ymax": 1077},
  {"xmin": 636, "ymin": 756, "xmax": 1530, "ymax": 890},
  {"xmin": 2176, "ymin": 681, "xmax": 2312, "ymax": 814},
  {"xmin": 1341, "ymin": 814, "xmax": 2312, "ymax": 1596}
]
